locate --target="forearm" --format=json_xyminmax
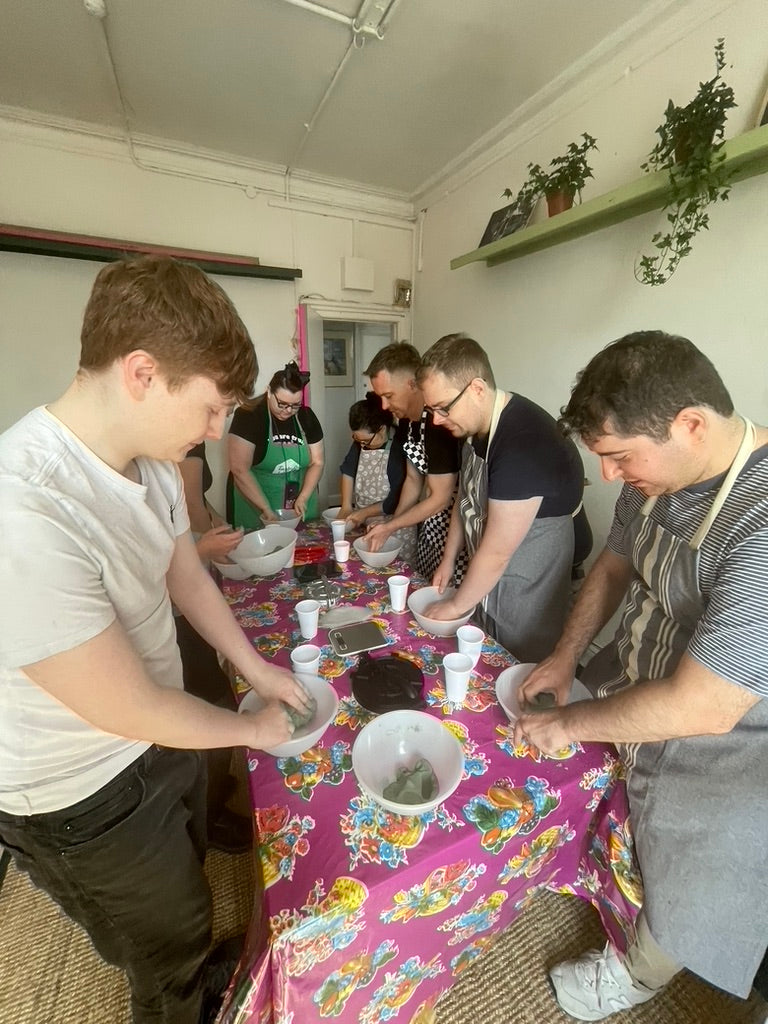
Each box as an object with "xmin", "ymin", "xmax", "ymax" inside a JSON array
[
  {"xmin": 231, "ymin": 467, "xmax": 271, "ymax": 515},
  {"xmin": 388, "ymin": 487, "xmax": 451, "ymax": 532},
  {"xmin": 438, "ymin": 501, "xmax": 464, "ymax": 564},
  {"xmin": 551, "ymin": 547, "xmax": 631, "ymax": 667},
  {"xmin": 298, "ymin": 460, "xmax": 323, "ymax": 503},
  {"xmin": 449, "ymin": 542, "xmax": 509, "ymax": 612}
]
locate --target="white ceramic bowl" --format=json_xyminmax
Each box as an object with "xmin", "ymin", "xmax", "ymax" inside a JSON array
[
  {"xmin": 353, "ymin": 536, "xmax": 402, "ymax": 568},
  {"xmin": 238, "ymin": 674, "xmax": 339, "ymax": 757},
  {"xmin": 211, "ymin": 558, "xmax": 252, "ymax": 581},
  {"xmin": 352, "ymin": 710, "xmax": 464, "ymax": 815},
  {"xmin": 322, "ymin": 506, "xmax": 342, "ymax": 524},
  {"xmin": 232, "ymin": 525, "xmax": 297, "ymax": 576},
  {"xmin": 495, "ymin": 662, "xmax": 593, "ymax": 722},
  {"xmin": 271, "ymin": 508, "xmax": 301, "ymax": 529},
  {"xmin": 407, "ymin": 586, "xmax": 474, "ymax": 638}
]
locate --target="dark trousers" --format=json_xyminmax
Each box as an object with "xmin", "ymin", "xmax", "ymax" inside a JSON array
[{"xmin": 0, "ymin": 746, "xmax": 212, "ymax": 1024}]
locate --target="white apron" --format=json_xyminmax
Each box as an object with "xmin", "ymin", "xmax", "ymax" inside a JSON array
[
  {"xmin": 582, "ymin": 418, "xmax": 768, "ymax": 996},
  {"xmin": 354, "ymin": 442, "xmax": 417, "ymax": 564},
  {"xmin": 460, "ymin": 390, "xmax": 574, "ymax": 663}
]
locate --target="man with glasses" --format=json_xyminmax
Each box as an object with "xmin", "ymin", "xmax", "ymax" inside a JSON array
[{"xmin": 417, "ymin": 333, "xmax": 585, "ymax": 663}]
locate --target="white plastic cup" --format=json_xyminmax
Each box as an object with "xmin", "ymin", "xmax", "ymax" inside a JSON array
[
  {"xmin": 331, "ymin": 520, "xmax": 346, "ymax": 543},
  {"xmin": 295, "ymin": 599, "xmax": 321, "ymax": 640},
  {"xmin": 290, "ymin": 643, "xmax": 321, "ymax": 678},
  {"xmin": 334, "ymin": 540, "xmax": 350, "ymax": 563},
  {"xmin": 457, "ymin": 624, "xmax": 484, "ymax": 669},
  {"xmin": 443, "ymin": 652, "xmax": 473, "ymax": 704},
  {"xmin": 388, "ymin": 574, "xmax": 410, "ymax": 613}
]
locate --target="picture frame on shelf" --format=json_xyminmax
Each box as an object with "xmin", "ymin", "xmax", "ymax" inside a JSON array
[
  {"xmin": 323, "ymin": 328, "xmax": 354, "ymax": 387},
  {"xmin": 756, "ymin": 81, "xmax": 768, "ymax": 127},
  {"xmin": 478, "ymin": 201, "xmax": 533, "ymax": 248}
]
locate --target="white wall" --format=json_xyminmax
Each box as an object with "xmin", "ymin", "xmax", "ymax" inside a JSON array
[
  {"xmin": 413, "ymin": 0, "xmax": 768, "ymax": 641},
  {"xmin": 0, "ymin": 119, "xmax": 415, "ymax": 511}
]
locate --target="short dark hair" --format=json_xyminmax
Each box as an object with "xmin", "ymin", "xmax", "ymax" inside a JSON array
[
  {"xmin": 348, "ymin": 392, "xmax": 393, "ymax": 432},
  {"xmin": 417, "ymin": 333, "xmax": 496, "ymax": 389},
  {"xmin": 269, "ymin": 361, "xmax": 308, "ymax": 394},
  {"xmin": 559, "ymin": 331, "xmax": 734, "ymax": 442},
  {"xmin": 364, "ymin": 342, "xmax": 421, "ymax": 380},
  {"xmin": 79, "ymin": 255, "xmax": 257, "ymax": 405}
]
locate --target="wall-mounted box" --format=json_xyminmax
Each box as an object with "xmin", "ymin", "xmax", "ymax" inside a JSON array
[{"xmin": 340, "ymin": 256, "xmax": 374, "ymax": 291}]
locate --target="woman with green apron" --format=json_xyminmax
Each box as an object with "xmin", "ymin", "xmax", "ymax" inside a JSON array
[
  {"xmin": 338, "ymin": 393, "xmax": 415, "ymax": 561},
  {"xmin": 227, "ymin": 362, "xmax": 324, "ymax": 530}
]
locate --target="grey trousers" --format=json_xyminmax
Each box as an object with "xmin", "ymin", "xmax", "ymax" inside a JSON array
[{"xmin": 623, "ymin": 912, "xmax": 681, "ymax": 991}]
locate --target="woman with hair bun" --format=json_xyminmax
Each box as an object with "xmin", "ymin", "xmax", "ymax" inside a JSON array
[
  {"xmin": 338, "ymin": 392, "xmax": 416, "ymax": 560},
  {"xmin": 227, "ymin": 361, "xmax": 324, "ymax": 529}
]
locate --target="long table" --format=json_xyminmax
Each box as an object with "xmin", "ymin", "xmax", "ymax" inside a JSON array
[{"xmin": 216, "ymin": 523, "xmax": 641, "ymax": 1024}]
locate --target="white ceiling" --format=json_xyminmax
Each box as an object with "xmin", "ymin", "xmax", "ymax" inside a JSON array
[{"xmin": 1, "ymin": 0, "xmax": 682, "ymax": 197}]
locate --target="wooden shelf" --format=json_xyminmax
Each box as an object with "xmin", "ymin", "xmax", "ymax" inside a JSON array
[{"xmin": 451, "ymin": 124, "xmax": 768, "ymax": 271}]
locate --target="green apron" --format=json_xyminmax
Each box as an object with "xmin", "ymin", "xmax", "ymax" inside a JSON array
[{"xmin": 232, "ymin": 408, "xmax": 318, "ymax": 529}]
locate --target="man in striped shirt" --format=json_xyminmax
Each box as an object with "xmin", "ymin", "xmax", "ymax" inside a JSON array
[{"xmin": 515, "ymin": 332, "xmax": 767, "ymax": 1021}]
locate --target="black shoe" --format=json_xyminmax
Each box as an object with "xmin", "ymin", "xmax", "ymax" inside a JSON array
[
  {"xmin": 199, "ymin": 934, "xmax": 246, "ymax": 1024},
  {"xmin": 207, "ymin": 808, "xmax": 252, "ymax": 855}
]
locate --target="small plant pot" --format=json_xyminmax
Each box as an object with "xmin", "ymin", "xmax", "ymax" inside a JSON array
[{"xmin": 546, "ymin": 190, "xmax": 574, "ymax": 217}]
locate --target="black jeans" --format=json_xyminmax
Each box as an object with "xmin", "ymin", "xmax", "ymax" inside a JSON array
[{"xmin": 0, "ymin": 746, "xmax": 212, "ymax": 1024}]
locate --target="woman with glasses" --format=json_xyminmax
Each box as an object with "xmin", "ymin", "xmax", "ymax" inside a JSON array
[
  {"xmin": 227, "ymin": 361, "xmax": 324, "ymax": 529},
  {"xmin": 337, "ymin": 393, "xmax": 415, "ymax": 559}
]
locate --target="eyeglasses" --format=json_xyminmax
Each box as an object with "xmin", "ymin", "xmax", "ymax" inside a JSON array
[
  {"xmin": 272, "ymin": 392, "xmax": 302, "ymax": 412},
  {"xmin": 352, "ymin": 431, "xmax": 381, "ymax": 449},
  {"xmin": 424, "ymin": 380, "xmax": 473, "ymax": 418}
]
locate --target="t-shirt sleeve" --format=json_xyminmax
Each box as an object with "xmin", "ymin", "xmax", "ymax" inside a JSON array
[
  {"xmin": 340, "ymin": 443, "xmax": 360, "ymax": 478},
  {"xmin": 424, "ymin": 418, "xmax": 460, "ymax": 475},
  {"xmin": 0, "ymin": 482, "xmax": 117, "ymax": 668},
  {"xmin": 229, "ymin": 402, "xmax": 269, "ymax": 466},
  {"xmin": 687, "ymin": 530, "xmax": 768, "ymax": 697},
  {"xmin": 300, "ymin": 406, "xmax": 323, "ymax": 443}
]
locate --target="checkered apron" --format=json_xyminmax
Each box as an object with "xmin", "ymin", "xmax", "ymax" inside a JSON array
[{"xmin": 402, "ymin": 412, "xmax": 467, "ymax": 583}]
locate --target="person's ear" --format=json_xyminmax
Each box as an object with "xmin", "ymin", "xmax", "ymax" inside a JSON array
[
  {"xmin": 673, "ymin": 407, "xmax": 708, "ymax": 444},
  {"xmin": 122, "ymin": 350, "xmax": 159, "ymax": 400}
]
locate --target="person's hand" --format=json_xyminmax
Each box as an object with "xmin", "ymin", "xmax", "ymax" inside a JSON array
[
  {"xmin": 364, "ymin": 522, "xmax": 392, "ymax": 552},
  {"xmin": 513, "ymin": 708, "xmax": 573, "ymax": 755},
  {"xmin": 338, "ymin": 505, "xmax": 354, "ymax": 522},
  {"xmin": 423, "ymin": 596, "xmax": 461, "ymax": 621},
  {"xmin": 293, "ymin": 495, "xmax": 309, "ymax": 519},
  {"xmin": 518, "ymin": 651, "xmax": 578, "ymax": 708},
  {"xmin": 245, "ymin": 662, "xmax": 313, "ymax": 718},
  {"xmin": 345, "ymin": 508, "xmax": 368, "ymax": 530},
  {"xmin": 196, "ymin": 525, "xmax": 243, "ymax": 563},
  {"xmin": 239, "ymin": 700, "xmax": 296, "ymax": 750},
  {"xmin": 431, "ymin": 558, "xmax": 455, "ymax": 594},
  {"xmin": 260, "ymin": 506, "xmax": 278, "ymax": 524}
]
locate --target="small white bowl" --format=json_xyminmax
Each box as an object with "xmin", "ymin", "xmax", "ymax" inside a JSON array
[
  {"xmin": 211, "ymin": 558, "xmax": 252, "ymax": 581},
  {"xmin": 322, "ymin": 507, "xmax": 351, "ymax": 532},
  {"xmin": 353, "ymin": 536, "xmax": 402, "ymax": 568},
  {"xmin": 352, "ymin": 710, "xmax": 464, "ymax": 815},
  {"xmin": 238, "ymin": 675, "xmax": 339, "ymax": 757},
  {"xmin": 407, "ymin": 586, "xmax": 474, "ymax": 638},
  {"xmin": 496, "ymin": 663, "xmax": 593, "ymax": 722},
  {"xmin": 232, "ymin": 525, "xmax": 297, "ymax": 576},
  {"xmin": 273, "ymin": 508, "xmax": 301, "ymax": 530}
]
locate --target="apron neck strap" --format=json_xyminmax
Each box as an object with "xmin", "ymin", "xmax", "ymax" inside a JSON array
[{"xmin": 471, "ymin": 389, "xmax": 507, "ymax": 448}]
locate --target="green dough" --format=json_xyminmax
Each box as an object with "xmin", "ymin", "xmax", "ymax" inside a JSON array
[
  {"xmin": 383, "ymin": 758, "xmax": 438, "ymax": 805},
  {"xmin": 282, "ymin": 693, "xmax": 317, "ymax": 730}
]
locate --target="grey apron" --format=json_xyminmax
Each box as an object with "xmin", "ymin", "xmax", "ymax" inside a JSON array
[
  {"xmin": 354, "ymin": 441, "xmax": 417, "ymax": 563},
  {"xmin": 582, "ymin": 418, "xmax": 768, "ymax": 997},
  {"xmin": 460, "ymin": 390, "xmax": 573, "ymax": 664}
]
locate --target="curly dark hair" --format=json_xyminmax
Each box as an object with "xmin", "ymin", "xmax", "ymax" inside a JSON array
[
  {"xmin": 559, "ymin": 331, "xmax": 734, "ymax": 442},
  {"xmin": 269, "ymin": 360, "xmax": 309, "ymax": 393},
  {"xmin": 348, "ymin": 392, "xmax": 394, "ymax": 433}
]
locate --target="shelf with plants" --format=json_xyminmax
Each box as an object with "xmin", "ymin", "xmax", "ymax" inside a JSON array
[{"xmin": 451, "ymin": 122, "xmax": 768, "ymax": 272}]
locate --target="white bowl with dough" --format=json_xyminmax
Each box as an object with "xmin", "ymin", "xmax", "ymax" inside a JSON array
[
  {"xmin": 496, "ymin": 662, "xmax": 593, "ymax": 722},
  {"xmin": 232, "ymin": 525, "xmax": 297, "ymax": 576},
  {"xmin": 238, "ymin": 675, "xmax": 339, "ymax": 757},
  {"xmin": 272, "ymin": 508, "xmax": 302, "ymax": 529},
  {"xmin": 353, "ymin": 536, "xmax": 402, "ymax": 568},
  {"xmin": 407, "ymin": 586, "xmax": 474, "ymax": 638}
]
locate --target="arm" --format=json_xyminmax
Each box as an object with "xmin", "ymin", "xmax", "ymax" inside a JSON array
[
  {"xmin": 366, "ymin": 470, "xmax": 456, "ymax": 551},
  {"xmin": 295, "ymin": 440, "xmax": 324, "ymax": 518},
  {"xmin": 178, "ymin": 456, "xmax": 212, "ymax": 535},
  {"xmin": 227, "ymin": 433, "xmax": 276, "ymax": 522},
  {"xmin": 339, "ymin": 474, "xmax": 355, "ymax": 521},
  {"xmin": 432, "ymin": 498, "xmax": 465, "ymax": 592},
  {"xmin": 427, "ymin": 497, "xmax": 541, "ymax": 618},
  {"xmin": 514, "ymin": 653, "xmax": 760, "ymax": 753},
  {"xmin": 519, "ymin": 545, "xmax": 633, "ymax": 705}
]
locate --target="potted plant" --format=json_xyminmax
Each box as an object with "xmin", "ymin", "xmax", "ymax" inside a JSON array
[
  {"xmin": 636, "ymin": 38, "xmax": 737, "ymax": 286},
  {"xmin": 505, "ymin": 132, "xmax": 598, "ymax": 218}
]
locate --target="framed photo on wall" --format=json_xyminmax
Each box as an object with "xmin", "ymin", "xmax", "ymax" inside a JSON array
[
  {"xmin": 478, "ymin": 200, "xmax": 533, "ymax": 248},
  {"xmin": 323, "ymin": 328, "xmax": 354, "ymax": 386}
]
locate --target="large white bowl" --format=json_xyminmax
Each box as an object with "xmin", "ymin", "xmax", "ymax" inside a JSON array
[
  {"xmin": 321, "ymin": 507, "xmax": 350, "ymax": 533},
  {"xmin": 238, "ymin": 675, "xmax": 339, "ymax": 756},
  {"xmin": 352, "ymin": 710, "xmax": 464, "ymax": 815},
  {"xmin": 232, "ymin": 525, "xmax": 297, "ymax": 576},
  {"xmin": 353, "ymin": 535, "xmax": 402, "ymax": 568},
  {"xmin": 211, "ymin": 558, "xmax": 252, "ymax": 581},
  {"xmin": 495, "ymin": 662, "xmax": 594, "ymax": 722},
  {"xmin": 272, "ymin": 508, "xmax": 302, "ymax": 530},
  {"xmin": 407, "ymin": 586, "xmax": 474, "ymax": 638}
]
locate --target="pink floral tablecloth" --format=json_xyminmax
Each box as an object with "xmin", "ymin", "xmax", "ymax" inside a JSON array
[{"xmin": 217, "ymin": 524, "xmax": 641, "ymax": 1024}]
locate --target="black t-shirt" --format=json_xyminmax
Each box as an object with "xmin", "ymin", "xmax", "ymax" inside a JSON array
[
  {"xmin": 186, "ymin": 442, "xmax": 213, "ymax": 495},
  {"xmin": 229, "ymin": 395, "xmax": 323, "ymax": 467},
  {"xmin": 471, "ymin": 394, "xmax": 584, "ymax": 517},
  {"xmin": 394, "ymin": 413, "xmax": 461, "ymax": 476}
]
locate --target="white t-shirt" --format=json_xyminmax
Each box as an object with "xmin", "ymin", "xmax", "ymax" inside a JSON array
[{"xmin": 0, "ymin": 407, "xmax": 190, "ymax": 814}]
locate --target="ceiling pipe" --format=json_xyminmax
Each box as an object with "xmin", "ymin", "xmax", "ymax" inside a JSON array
[{"xmin": 274, "ymin": 0, "xmax": 354, "ymax": 30}]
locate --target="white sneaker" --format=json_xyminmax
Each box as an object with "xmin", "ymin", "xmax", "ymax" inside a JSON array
[{"xmin": 549, "ymin": 943, "xmax": 658, "ymax": 1021}]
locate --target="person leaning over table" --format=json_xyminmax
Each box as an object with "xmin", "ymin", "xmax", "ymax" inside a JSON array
[
  {"xmin": 515, "ymin": 331, "xmax": 768, "ymax": 1021},
  {"xmin": 364, "ymin": 341, "xmax": 466, "ymax": 582},
  {"xmin": 417, "ymin": 333, "xmax": 585, "ymax": 664},
  {"xmin": 337, "ymin": 391, "xmax": 414, "ymax": 560},
  {"xmin": 0, "ymin": 256, "xmax": 311, "ymax": 1024},
  {"xmin": 226, "ymin": 360, "xmax": 324, "ymax": 529}
]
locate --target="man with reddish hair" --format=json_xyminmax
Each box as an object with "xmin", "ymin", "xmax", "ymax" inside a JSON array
[{"xmin": 0, "ymin": 256, "xmax": 310, "ymax": 1023}]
